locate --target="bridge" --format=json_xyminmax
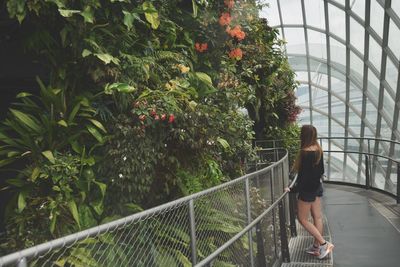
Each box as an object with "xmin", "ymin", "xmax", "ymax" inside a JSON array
[{"xmin": 0, "ymin": 137, "xmax": 399, "ymax": 267}]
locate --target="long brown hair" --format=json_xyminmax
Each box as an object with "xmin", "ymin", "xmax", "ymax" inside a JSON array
[{"xmin": 293, "ymin": 125, "xmax": 323, "ymax": 171}]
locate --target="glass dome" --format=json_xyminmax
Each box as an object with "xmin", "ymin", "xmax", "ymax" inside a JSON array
[{"xmin": 261, "ymin": 0, "xmax": 400, "ymax": 193}]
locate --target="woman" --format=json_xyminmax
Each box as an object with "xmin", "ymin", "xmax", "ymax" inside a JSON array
[{"xmin": 285, "ymin": 125, "xmax": 334, "ymax": 259}]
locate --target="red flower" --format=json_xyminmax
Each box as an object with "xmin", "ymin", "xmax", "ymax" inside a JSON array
[
  {"xmin": 150, "ymin": 109, "xmax": 157, "ymax": 116},
  {"xmin": 226, "ymin": 25, "xmax": 246, "ymax": 41},
  {"xmin": 168, "ymin": 114, "xmax": 175, "ymax": 123},
  {"xmin": 161, "ymin": 114, "xmax": 167, "ymax": 121},
  {"xmin": 154, "ymin": 115, "xmax": 160, "ymax": 121},
  {"xmin": 229, "ymin": 48, "xmax": 243, "ymax": 60},
  {"xmin": 219, "ymin": 12, "xmax": 231, "ymax": 26},
  {"xmin": 195, "ymin": 42, "xmax": 208, "ymax": 53},
  {"xmin": 139, "ymin": 114, "xmax": 146, "ymax": 121},
  {"xmin": 224, "ymin": 0, "xmax": 234, "ymax": 9}
]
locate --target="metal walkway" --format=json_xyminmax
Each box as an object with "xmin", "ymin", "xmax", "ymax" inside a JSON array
[{"xmin": 282, "ymin": 183, "xmax": 400, "ymax": 267}]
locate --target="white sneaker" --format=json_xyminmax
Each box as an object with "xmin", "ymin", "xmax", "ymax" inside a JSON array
[
  {"xmin": 318, "ymin": 241, "xmax": 334, "ymax": 259},
  {"xmin": 305, "ymin": 244, "xmax": 320, "ymax": 256}
]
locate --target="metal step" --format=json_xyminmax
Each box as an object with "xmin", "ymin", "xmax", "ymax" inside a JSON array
[{"xmin": 281, "ymin": 216, "xmax": 334, "ymax": 267}]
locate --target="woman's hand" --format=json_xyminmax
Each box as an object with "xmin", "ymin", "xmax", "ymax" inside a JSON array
[{"xmin": 284, "ymin": 187, "xmax": 291, "ymax": 193}]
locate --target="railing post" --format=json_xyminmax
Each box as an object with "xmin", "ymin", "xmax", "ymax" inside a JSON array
[
  {"xmin": 189, "ymin": 200, "xmax": 197, "ymax": 266},
  {"xmin": 365, "ymin": 155, "xmax": 370, "ymax": 189},
  {"xmin": 17, "ymin": 257, "xmax": 27, "ymax": 267},
  {"xmin": 288, "ymin": 192, "xmax": 297, "ymax": 237},
  {"xmin": 255, "ymin": 222, "xmax": 267, "ymax": 267},
  {"xmin": 278, "ymin": 202, "xmax": 290, "ymax": 263},
  {"xmin": 397, "ymin": 163, "xmax": 400, "ymax": 204},
  {"xmin": 245, "ymin": 178, "xmax": 255, "ymax": 267}
]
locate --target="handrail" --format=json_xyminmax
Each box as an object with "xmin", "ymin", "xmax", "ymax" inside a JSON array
[
  {"xmin": 254, "ymin": 136, "xmax": 400, "ymax": 146},
  {"xmin": 195, "ymin": 176, "xmax": 298, "ymax": 267},
  {"xmin": 1, "ymin": 149, "xmax": 291, "ymax": 267},
  {"xmin": 256, "ymin": 138, "xmax": 400, "ymax": 204}
]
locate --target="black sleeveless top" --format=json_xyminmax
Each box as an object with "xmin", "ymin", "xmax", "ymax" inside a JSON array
[{"xmin": 297, "ymin": 151, "xmax": 324, "ymax": 193}]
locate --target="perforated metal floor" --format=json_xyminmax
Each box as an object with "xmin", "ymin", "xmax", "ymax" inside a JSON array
[{"xmin": 281, "ymin": 216, "xmax": 333, "ymax": 267}]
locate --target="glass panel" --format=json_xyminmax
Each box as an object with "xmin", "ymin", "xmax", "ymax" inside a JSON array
[
  {"xmin": 296, "ymin": 83, "xmax": 309, "ymax": 105},
  {"xmin": 260, "ymin": 0, "xmax": 280, "ymax": 27},
  {"xmin": 350, "ymin": 17, "xmax": 365, "ymax": 54},
  {"xmin": 331, "ymin": 71, "xmax": 346, "ymax": 99},
  {"xmin": 331, "ymin": 100, "xmax": 346, "ymax": 126},
  {"xmin": 364, "ymin": 126, "xmax": 374, "ymax": 137},
  {"xmin": 382, "ymin": 89, "xmax": 395, "ymax": 119},
  {"xmin": 370, "ymin": 0, "xmax": 384, "ymax": 37},
  {"xmin": 349, "ymin": 82, "xmax": 363, "ymax": 109},
  {"xmin": 365, "ymin": 96, "xmax": 378, "ymax": 127},
  {"xmin": 349, "ymin": 51, "xmax": 364, "ymax": 79},
  {"xmin": 369, "ymin": 36, "xmax": 382, "ymax": 70},
  {"xmin": 385, "ymin": 58, "xmax": 398, "ymax": 92},
  {"xmin": 284, "ymin": 28, "xmax": 306, "ymax": 54},
  {"xmin": 329, "ymin": 4, "xmax": 346, "ymax": 40},
  {"xmin": 388, "ymin": 19, "xmax": 400, "ymax": 61},
  {"xmin": 307, "ymin": 30, "xmax": 327, "ymax": 59},
  {"xmin": 280, "ymin": 0, "xmax": 303, "ymax": 25},
  {"xmin": 312, "ymin": 86, "xmax": 328, "ymax": 114},
  {"xmin": 295, "ymin": 71, "xmax": 309, "ymax": 82},
  {"xmin": 380, "ymin": 118, "xmax": 392, "ymax": 139},
  {"xmin": 348, "ymin": 109, "xmax": 361, "ymax": 136},
  {"xmin": 331, "ymin": 120, "xmax": 345, "ymax": 138},
  {"xmin": 313, "ymin": 112, "xmax": 329, "ymax": 137},
  {"xmin": 304, "ymin": 0, "xmax": 325, "ymax": 29},
  {"xmin": 351, "ymin": 0, "xmax": 365, "ymax": 20},
  {"xmin": 298, "ymin": 108, "xmax": 311, "ymax": 124},
  {"xmin": 310, "ymin": 72, "xmax": 328, "ymax": 88},
  {"xmin": 330, "ymin": 37, "xmax": 346, "ymax": 66}
]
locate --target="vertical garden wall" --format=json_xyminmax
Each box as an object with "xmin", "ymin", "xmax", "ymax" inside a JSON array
[{"xmin": 0, "ymin": 0, "xmax": 299, "ymax": 255}]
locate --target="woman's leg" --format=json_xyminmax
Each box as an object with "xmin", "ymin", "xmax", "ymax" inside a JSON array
[
  {"xmin": 310, "ymin": 197, "xmax": 323, "ymax": 246},
  {"xmin": 297, "ymin": 199, "xmax": 325, "ymax": 245}
]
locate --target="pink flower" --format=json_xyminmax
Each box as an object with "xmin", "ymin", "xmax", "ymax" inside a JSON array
[
  {"xmin": 161, "ymin": 114, "xmax": 167, "ymax": 121},
  {"xmin": 139, "ymin": 114, "xmax": 146, "ymax": 121},
  {"xmin": 154, "ymin": 115, "xmax": 160, "ymax": 121},
  {"xmin": 168, "ymin": 114, "xmax": 175, "ymax": 123}
]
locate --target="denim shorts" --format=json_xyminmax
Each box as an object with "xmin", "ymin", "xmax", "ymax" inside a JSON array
[{"xmin": 298, "ymin": 183, "xmax": 323, "ymax": 202}]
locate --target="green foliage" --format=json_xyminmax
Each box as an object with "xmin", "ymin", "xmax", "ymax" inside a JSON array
[
  {"xmin": 0, "ymin": 80, "xmax": 106, "ymax": 252},
  {"xmin": 1, "ymin": 0, "xmax": 299, "ymax": 263}
]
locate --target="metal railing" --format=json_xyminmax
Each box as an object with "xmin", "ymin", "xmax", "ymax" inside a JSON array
[
  {"xmin": 0, "ymin": 148, "xmax": 297, "ymax": 267},
  {"xmin": 255, "ymin": 137, "xmax": 400, "ymax": 204}
]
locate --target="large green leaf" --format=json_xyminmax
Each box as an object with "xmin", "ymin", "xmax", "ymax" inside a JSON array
[
  {"xmin": 68, "ymin": 200, "xmax": 81, "ymax": 228},
  {"xmin": 18, "ymin": 192, "xmax": 26, "ymax": 212},
  {"xmin": 217, "ymin": 137, "xmax": 230, "ymax": 150},
  {"xmin": 10, "ymin": 109, "xmax": 41, "ymax": 133},
  {"xmin": 94, "ymin": 53, "xmax": 120, "ymax": 65},
  {"xmin": 42, "ymin": 150, "xmax": 56, "ymax": 164},
  {"xmin": 143, "ymin": 1, "xmax": 160, "ymax": 29},
  {"xmin": 122, "ymin": 10, "xmax": 140, "ymax": 30},
  {"xmin": 104, "ymin": 83, "xmax": 136, "ymax": 94},
  {"xmin": 80, "ymin": 6, "xmax": 94, "ymax": 23},
  {"xmin": 195, "ymin": 72, "xmax": 212, "ymax": 86},
  {"xmin": 88, "ymin": 119, "xmax": 106, "ymax": 133},
  {"xmin": 86, "ymin": 125, "xmax": 104, "ymax": 143},
  {"xmin": 58, "ymin": 9, "xmax": 81, "ymax": 18}
]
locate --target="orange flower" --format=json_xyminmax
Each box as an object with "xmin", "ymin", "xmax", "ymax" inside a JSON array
[
  {"xmin": 229, "ymin": 48, "xmax": 243, "ymax": 60},
  {"xmin": 224, "ymin": 0, "xmax": 234, "ymax": 9},
  {"xmin": 195, "ymin": 42, "xmax": 208, "ymax": 53},
  {"xmin": 219, "ymin": 12, "xmax": 231, "ymax": 26},
  {"xmin": 226, "ymin": 25, "xmax": 246, "ymax": 41}
]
